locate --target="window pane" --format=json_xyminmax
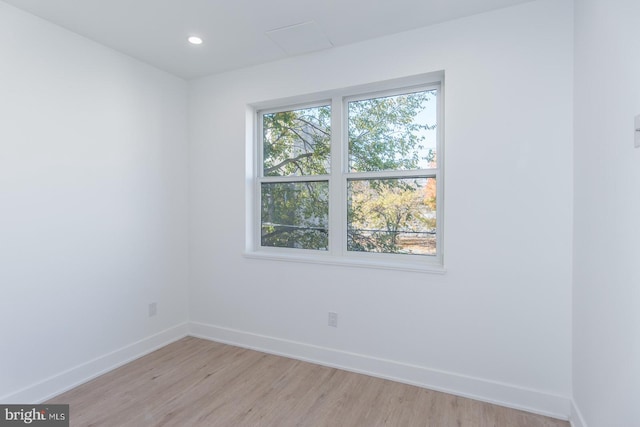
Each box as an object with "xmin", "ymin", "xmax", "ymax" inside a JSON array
[
  {"xmin": 261, "ymin": 181, "xmax": 329, "ymax": 250},
  {"xmin": 263, "ymin": 105, "xmax": 331, "ymax": 177},
  {"xmin": 347, "ymin": 178, "xmax": 436, "ymax": 256},
  {"xmin": 348, "ymin": 90, "xmax": 437, "ymax": 172}
]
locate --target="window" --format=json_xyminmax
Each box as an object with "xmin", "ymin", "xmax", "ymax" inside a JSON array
[
  {"xmin": 260, "ymin": 104, "xmax": 331, "ymax": 250},
  {"xmin": 250, "ymin": 75, "xmax": 443, "ymax": 271}
]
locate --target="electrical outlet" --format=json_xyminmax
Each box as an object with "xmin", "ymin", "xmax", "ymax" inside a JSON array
[
  {"xmin": 148, "ymin": 302, "xmax": 157, "ymax": 317},
  {"xmin": 328, "ymin": 312, "xmax": 338, "ymax": 327}
]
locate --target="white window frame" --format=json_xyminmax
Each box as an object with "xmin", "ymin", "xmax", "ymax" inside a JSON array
[{"xmin": 245, "ymin": 72, "xmax": 445, "ymax": 273}]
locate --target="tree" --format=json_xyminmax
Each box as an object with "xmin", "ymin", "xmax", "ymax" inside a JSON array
[
  {"xmin": 263, "ymin": 106, "xmax": 331, "ymax": 177},
  {"xmin": 347, "ymin": 178, "xmax": 436, "ymax": 254},
  {"xmin": 261, "ymin": 181, "xmax": 329, "ymax": 250},
  {"xmin": 348, "ymin": 91, "xmax": 435, "ymax": 172}
]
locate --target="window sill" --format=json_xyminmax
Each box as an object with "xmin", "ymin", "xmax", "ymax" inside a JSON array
[{"xmin": 243, "ymin": 250, "xmax": 446, "ymax": 274}]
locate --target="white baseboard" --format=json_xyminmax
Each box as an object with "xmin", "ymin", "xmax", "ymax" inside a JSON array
[
  {"xmin": 0, "ymin": 323, "xmax": 189, "ymax": 404},
  {"xmin": 1, "ymin": 320, "xmax": 573, "ymax": 422},
  {"xmin": 189, "ymin": 321, "xmax": 571, "ymax": 421},
  {"xmin": 570, "ymin": 400, "xmax": 587, "ymax": 427}
]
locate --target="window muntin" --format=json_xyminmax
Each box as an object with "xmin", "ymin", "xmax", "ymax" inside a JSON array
[{"xmin": 255, "ymin": 79, "xmax": 442, "ymax": 268}]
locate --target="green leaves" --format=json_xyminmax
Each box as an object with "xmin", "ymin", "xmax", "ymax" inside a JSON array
[
  {"xmin": 261, "ymin": 181, "xmax": 329, "ymax": 250},
  {"xmin": 263, "ymin": 106, "xmax": 331, "ymax": 176},
  {"xmin": 348, "ymin": 90, "xmax": 436, "ymax": 172},
  {"xmin": 347, "ymin": 178, "xmax": 436, "ymax": 255}
]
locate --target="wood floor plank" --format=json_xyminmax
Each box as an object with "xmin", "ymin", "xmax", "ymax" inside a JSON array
[{"xmin": 46, "ymin": 337, "xmax": 569, "ymax": 427}]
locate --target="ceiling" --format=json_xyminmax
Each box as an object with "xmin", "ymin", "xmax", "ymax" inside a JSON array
[{"xmin": 3, "ymin": 0, "xmax": 532, "ymax": 79}]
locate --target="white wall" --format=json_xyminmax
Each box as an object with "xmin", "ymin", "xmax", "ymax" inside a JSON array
[
  {"xmin": 0, "ymin": 3, "xmax": 189, "ymax": 402},
  {"xmin": 573, "ymin": 0, "xmax": 640, "ymax": 426},
  {"xmin": 189, "ymin": 0, "xmax": 573, "ymax": 417}
]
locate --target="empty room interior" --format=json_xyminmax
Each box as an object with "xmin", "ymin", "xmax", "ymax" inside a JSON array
[{"xmin": 0, "ymin": 0, "xmax": 637, "ymax": 426}]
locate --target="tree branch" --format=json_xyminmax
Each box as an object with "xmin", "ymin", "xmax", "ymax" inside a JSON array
[
  {"xmin": 264, "ymin": 152, "xmax": 314, "ymax": 174},
  {"xmin": 295, "ymin": 117, "xmax": 331, "ymax": 136}
]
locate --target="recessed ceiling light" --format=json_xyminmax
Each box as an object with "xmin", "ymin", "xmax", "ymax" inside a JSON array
[{"xmin": 188, "ymin": 36, "xmax": 203, "ymax": 45}]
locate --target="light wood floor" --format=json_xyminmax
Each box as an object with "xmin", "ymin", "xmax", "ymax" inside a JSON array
[{"xmin": 47, "ymin": 337, "xmax": 569, "ymax": 427}]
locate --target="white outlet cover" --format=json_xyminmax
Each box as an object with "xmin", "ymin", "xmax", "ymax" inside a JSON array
[
  {"xmin": 328, "ymin": 312, "xmax": 338, "ymax": 327},
  {"xmin": 635, "ymin": 115, "xmax": 640, "ymax": 148}
]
